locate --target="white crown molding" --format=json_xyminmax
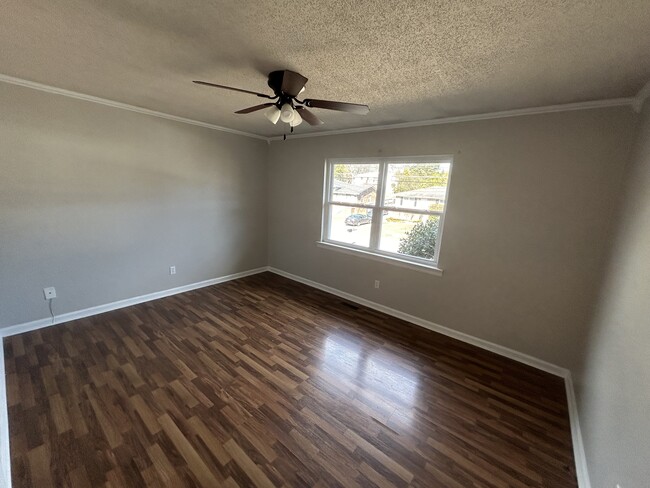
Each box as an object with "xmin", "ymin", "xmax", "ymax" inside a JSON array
[
  {"xmin": 0, "ymin": 266, "xmax": 269, "ymax": 338},
  {"xmin": 0, "ymin": 73, "xmax": 267, "ymax": 141},
  {"xmin": 270, "ymin": 97, "xmax": 636, "ymax": 142},
  {"xmin": 1, "ymin": 73, "xmax": 641, "ymax": 144},
  {"xmin": 633, "ymin": 80, "xmax": 650, "ymax": 113}
]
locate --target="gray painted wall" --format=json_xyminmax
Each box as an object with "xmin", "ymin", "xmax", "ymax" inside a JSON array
[
  {"xmin": 3, "ymin": 79, "xmax": 649, "ymax": 484},
  {"xmin": 0, "ymin": 83, "xmax": 268, "ymax": 327},
  {"xmin": 575, "ymin": 103, "xmax": 650, "ymax": 488},
  {"xmin": 267, "ymin": 108, "xmax": 638, "ymax": 369}
]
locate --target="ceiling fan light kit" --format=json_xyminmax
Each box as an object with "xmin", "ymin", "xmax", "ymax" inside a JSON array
[
  {"xmin": 264, "ymin": 105, "xmax": 281, "ymax": 124},
  {"xmin": 193, "ymin": 69, "xmax": 369, "ymax": 136},
  {"xmin": 280, "ymin": 103, "xmax": 295, "ymax": 123},
  {"xmin": 289, "ymin": 109, "xmax": 302, "ymax": 127}
]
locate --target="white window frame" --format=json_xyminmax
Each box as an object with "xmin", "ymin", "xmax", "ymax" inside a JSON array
[{"xmin": 319, "ymin": 155, "xmax": 453, "ymax": 272}]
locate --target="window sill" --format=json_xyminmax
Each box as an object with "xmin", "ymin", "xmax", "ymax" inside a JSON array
[{"xmin": 316, "ymin": 241, "xmax": 444, "ymax": 276}]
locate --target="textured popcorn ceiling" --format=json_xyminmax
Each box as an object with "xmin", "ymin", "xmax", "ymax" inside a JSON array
[{"xmin": 1, "ymin": 0, "xmax": 650, "ymax": 137}]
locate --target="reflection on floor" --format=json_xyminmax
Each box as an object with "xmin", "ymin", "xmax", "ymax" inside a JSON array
[
  {"xmin": 322, "ymin": 334, "xmax": 419, "ymax": 419},
  {"xmin": 3, "ymin": 272, "xmax": 577, "ymax": 487}
]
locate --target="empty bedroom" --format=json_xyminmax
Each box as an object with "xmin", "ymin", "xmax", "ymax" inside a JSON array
[{"xmin": 1, "ymin": 1, "xmax": 649, "ymax": 487}]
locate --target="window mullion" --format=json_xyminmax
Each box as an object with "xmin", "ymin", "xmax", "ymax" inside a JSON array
[
  {"xmin": 323, "ymin": 203, "xmax": 332, "ymax": 241},
  {"xmin": 324, "ymin": 161, "xmax": 334, "ymax": 204},
  {"xmin": 369, "ymin": 162, "xmax": 387, "ymax": 250},
  {"xmin": 322, "ymin": 162, "xmax": 332, "ymax": 241},
  {"xmin": 327, "ymin": 201, "xmax": 376, "ymax": 209}
]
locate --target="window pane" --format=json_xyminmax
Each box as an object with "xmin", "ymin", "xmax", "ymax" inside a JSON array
[
  {"xmin": 328, "ymin": 204, "xmax": 372, "ymax": 248},
  {"xmin": 384, "ymin": 162, "xmax": 450, "ymax": 212},
  {"xmin": 330, "ymin": 163, "xmax": 379, "ymax": 205},
  {"xmin": 379, "ymin": 212, "xmax": 440, "ymax": 260}
]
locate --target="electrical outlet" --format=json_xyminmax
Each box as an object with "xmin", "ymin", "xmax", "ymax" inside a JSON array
[
  {"xmin": 374, "ymin": 280, "xmax": 380, "ymax": 289},
  {"xmin": 43, "ymin": 287, "xmax": 57, "ymax": 300},
  {"xmin": 169, "ymin": 266, "xmax": 176, "ymax": 275}
]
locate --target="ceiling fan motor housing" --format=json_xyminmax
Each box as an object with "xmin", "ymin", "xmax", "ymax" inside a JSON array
[{"xmin": 267, "ymin": 70, "xmax": 287, "ymax": 94}]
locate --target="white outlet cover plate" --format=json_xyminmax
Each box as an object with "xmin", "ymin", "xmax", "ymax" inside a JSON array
[{"xmin": 43, "ymin": 287, "xmax": 57, "ymax": 299}]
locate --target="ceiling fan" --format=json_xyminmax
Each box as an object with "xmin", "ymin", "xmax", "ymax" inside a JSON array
[{"xmin": 193, "ymin": 70, "xmax": 369, "ymax": 130}]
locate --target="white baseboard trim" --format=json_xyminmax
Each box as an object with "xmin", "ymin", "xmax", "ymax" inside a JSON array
[
  {"xmin": 0, "ymin": 265, "xmax": 270, "ymax": 488},
  {"xmin": 0, "ymin": 264, "xmax": 590, "ymax": 488},
  {"xmin": 0, "ymin": 346, "xmax": 10, "ymax": 488},
  {"xmin": 268, "ymin": 266, "xmax": 591, "ymax": 488},
  {"xmin": 268, "ymin": 267, "xmax": 568, "ymax": 377},
  {"xmin": 0, "ymin": 266, "xmax": 269, "ymax": 339},
  {"xmin": 565, "ymin": 374, "xmax": 592, "ymax": 488}
]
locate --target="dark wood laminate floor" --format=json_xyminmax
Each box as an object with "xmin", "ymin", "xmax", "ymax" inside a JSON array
[{"xmin": 3, "ymin": 272, "xmax": 577, "ymax": 487}]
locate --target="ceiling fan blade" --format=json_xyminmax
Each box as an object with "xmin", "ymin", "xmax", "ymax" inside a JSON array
[
  {"xmin": 193, "ymin": 80, "xmax": 274, "ymax": 99},
  {"xmin": 303, "ymin": 99, "xmax": 369, "ymax": 115},
  {"xmin": 296, "ymin": 106, "xmax": 324, "ymax": 126},
  {"xmin": 234, "ymin": 103, "xmax": 275, "ymax": 114},
  {"xmin": 281, "ymin": 70, "xmax": 308, "ymax": 97}
]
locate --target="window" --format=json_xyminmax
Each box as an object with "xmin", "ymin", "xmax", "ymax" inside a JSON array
[{"xmin": 321, "ymin": 156, "xmax": 452, "ymax": 270}]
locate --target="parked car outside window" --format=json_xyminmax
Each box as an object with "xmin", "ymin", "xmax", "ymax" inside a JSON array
[{"xmin": 344, "ymin": 214, "xmax": 372, "ymax": 226}]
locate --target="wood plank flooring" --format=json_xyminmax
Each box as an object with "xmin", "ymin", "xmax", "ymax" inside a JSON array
[{"xmin": 3, "ymin": 272, "xmax": 577, "ymax": 487}]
